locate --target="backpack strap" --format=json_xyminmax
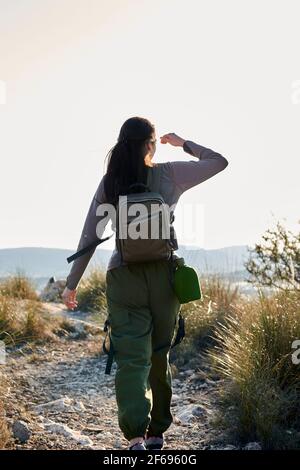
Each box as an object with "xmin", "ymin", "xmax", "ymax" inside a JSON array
[
  {"xmin": 102, "ymin": 319, "xmax": 115, "ymax": 375},
  {"xmin": 147, "ymin": 164, "xmax": 162, "ymax": 194},
  {"xmin": 170, "ymin": 313, "xmax": 185, "ymax": 348},
  {"xmin": 67, "ymin": 233, "xmax": 114, "ymax": 263}
]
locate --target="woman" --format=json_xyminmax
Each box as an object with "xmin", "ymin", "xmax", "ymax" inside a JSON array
[{"xmin": 62, "ymin": 116, "xmax": 229, "ymax": 450}]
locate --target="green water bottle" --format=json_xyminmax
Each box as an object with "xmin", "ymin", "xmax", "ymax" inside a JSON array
[{"xmin": 173, "ymin": 258, "xmax": 202, "ymax": 304}]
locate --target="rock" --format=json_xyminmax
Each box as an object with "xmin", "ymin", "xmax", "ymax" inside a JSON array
[
  {"xmin": 33, "ymin": 396, "xmax": 87, "ymax": 414},
  {"xmin": 183, "ymin": 369, "xmax": 194, "ymax": 375},
  {"xmin": 82, "ymin": 425, "xmax": 104, "ymax": 433},
  {"xmin": 69, "ymin": 323, "xmax": 88, "ymax": 340},
  {"xmin": 114, "ymin": 440, "xmax": 123, "ymax": 449},
  {"xmin": 205, "ymin": 378, "xmax": 216, "ymax": 386},
  {"xmin": 43, "ymin": 420, "xmax": 93, "ymax": 446},
  {"xmin": 172, "ymin": 394, "xmax": 181, "ymax": 402},
  {"xmin": 243, "ymin": 442, "xmax": 262, "ymax": 451},
  {"xmin": 12, "ymin": 420, "xmax": 31, "ymax": 443},
  {"xmin": 222, "ymin": 445, "xmax": 238, "ymax": 450},
  {"xmin": 72, "ymin": 401, "xmax": 86, "ymax": 412},
  {"xmin": 198, "ymin": 383, "xmax": 209, "ymax": 389},
  {"xmin": 33, "ymin": 397, "xmax": 73, "ymax": 413},
  {"xmin": 176, "ymin": 404, "xmax": 207, "ymax": 424},
  {"xmin": 40, "ymin": 277, "xmax": 66, "ymax": 302},
  {"xmin": 192, "ymin": 405, "xmax": 207, "ymax": 417}
]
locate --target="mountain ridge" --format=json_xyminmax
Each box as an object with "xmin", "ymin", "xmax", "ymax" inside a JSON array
[{"xmin": 0, "ymin": 245, "xmax": 250, "ymax": 278}]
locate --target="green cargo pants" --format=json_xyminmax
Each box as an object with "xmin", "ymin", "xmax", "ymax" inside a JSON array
[{"xmin": 105, "ymin": 258, "xmax": 181, "ymax": 441}]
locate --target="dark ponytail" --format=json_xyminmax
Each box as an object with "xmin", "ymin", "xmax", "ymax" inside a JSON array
[{"xmin": 103, "ymin": 116, "xmax": 155, "ymax": 206}]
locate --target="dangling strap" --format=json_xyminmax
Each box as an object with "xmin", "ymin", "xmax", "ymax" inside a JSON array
[
  {"xmin": 153, "ymin": 310, "xmax": 185, "ymax": 354},
  {"xmin": 170, "ymin": 313, "xmax": 185, "ymax": 348},
  {"xmin": 67, "ymin": 233, "xmax": 114, "ymax": 263},
  {"xmin": 105, "ymin": 342, "xmax": 114, "ymax": 375},
  {"xmin": 102, "ymin": 319, "xmax": 115, "ymax": 375}
]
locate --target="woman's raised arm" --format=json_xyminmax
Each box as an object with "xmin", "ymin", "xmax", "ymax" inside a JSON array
[{"xmin": 169, "ymin": 139, "xmax": 229, "ymax": 192}]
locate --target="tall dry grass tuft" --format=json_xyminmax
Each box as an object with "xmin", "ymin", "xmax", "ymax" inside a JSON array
[
  {"xmin": 0, "ymin": 272, "xmax": 38, "ymax": 301},
  {"xmin": 170, "ymin": 274, "xmax": 240, "ymax": 369},
  {"xmin": 0, "ymin": 398, "xmax": 10, "ymax": 449},
  {"xmin": 210, "ymin": 288, "xmax": 300, "ymax": 448},
  {"xmin": 0, "ymin": 294, "xmax": 60, "ymax": 345},
  {"xmin": 0, "ymin": 373, "xmax": 10, "ymax": 449},
  {"xmin": 0, "ymin": 273, "xmax": 71, "ymax": 345},
  {"xmin": 77, "ymin": 268, "xmax": 107, "ymax": 315}
]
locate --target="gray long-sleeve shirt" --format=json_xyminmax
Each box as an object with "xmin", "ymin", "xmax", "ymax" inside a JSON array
[{"xmin": 66, "ymin": 140, "xmax": 229, "ymax": 290}]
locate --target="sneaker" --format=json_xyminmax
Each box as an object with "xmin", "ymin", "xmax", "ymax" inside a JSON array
[
  {"xmin": 128, "ymin": 441, "xmax": 147, "ymax": 451},
  {"xmin": 145, "ymin": 434, "xmax": 164, "ymax": 450}
]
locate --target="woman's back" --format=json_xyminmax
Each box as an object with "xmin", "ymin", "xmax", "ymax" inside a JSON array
[{"xmin": 66, "ymin": 139, "xmax": 228, "ymax": 289}]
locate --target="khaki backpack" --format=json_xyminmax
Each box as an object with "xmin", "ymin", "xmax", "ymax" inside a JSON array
[{"xmin": 115, "ymin": 164, "xmax": 178, "ymax": 264}]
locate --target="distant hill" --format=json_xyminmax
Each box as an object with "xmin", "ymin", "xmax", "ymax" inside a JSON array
[
  {"xmin": 177, "ymin": 244, "xmax": 250, "ymax": 274},
  {"xmin": 0, "ymin": 245, "xmax": 250, "ymax": 279}
]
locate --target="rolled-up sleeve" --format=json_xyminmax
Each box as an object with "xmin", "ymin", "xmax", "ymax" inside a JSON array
[
  {"xmin": 66, "ymin": 175, "xmax": 110, "ymax": 290},
  {"xmin": 169, "ymin": 140, "xmax": 229, "ymax": 193}
]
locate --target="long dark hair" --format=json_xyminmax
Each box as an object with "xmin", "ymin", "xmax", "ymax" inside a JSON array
[{"xmin": 104, "ymin": 116, "xmax": 155, "ymax": 206}]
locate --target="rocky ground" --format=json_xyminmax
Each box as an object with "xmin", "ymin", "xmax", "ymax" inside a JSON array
[{"xmin": 1, "ymin": 303, "xmax": 260, "ymax": 451}]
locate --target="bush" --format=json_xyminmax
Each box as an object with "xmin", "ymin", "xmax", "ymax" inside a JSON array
[
  {"xmin": 0, "ymin": 294, "xmax": 60, "ymax": 345},
  {"xmin": 210, "ymin": 288, "xmax": 300, "ymax": 448},
  {"xmin": 170, "ymin": 274, "xmax": 240, "ymax": 369},
  {"xmin": 0, "ymin": 272, "xmax": 38, "ymax": 301},
  {"xmin": 76, "ymin": 268, "xmax": 107, "ymax": 315}
]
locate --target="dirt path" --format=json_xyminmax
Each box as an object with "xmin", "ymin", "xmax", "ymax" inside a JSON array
[{"xmin": 1, "ymin": 303, "xmax": 229, "ymax": 450}]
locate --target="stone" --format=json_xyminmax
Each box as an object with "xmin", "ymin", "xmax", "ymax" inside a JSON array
[
  {"xmin": 39, "ymin": 278, "xmax": 66, "ymax": 302},
  {"xmin": 69, "ymin": 323, "xmax": 88, "ymax": 340},
  {"xmin": 114, "ymin": 440, "xmax": 123, "ymax": 449},
  {"xmin": 73, "ymin": 401, "xmax": 86, "ymax": 412},
  {"xmin": 12, "ymin": 420, "xmax": 31, "ymax": 443},
  {"xmin": 176, "ymin": 404, "xmax": 207, "ymax": 424},
  {"xmin": 43, "ymin": 420, "xmax": 93, "ymax": 446},
  {"xmin": 243, "ymin": 442, "xmax": 262, "ymax": 451},
  {"xmin": 33, "ymin": 397, "xmax": 73, "ymax": 413},
  {"xmin": 172, "ymin": 394, "xmax": 181, "ymax": 402},
  {"xmin": 192, "ymin": 405, "xmax": 207, "ymax": 417}
]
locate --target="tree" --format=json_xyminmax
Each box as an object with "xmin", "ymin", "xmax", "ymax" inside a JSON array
[{"xmin": 245, "ymin": 220, "xmax": 300, "ymax": 291}]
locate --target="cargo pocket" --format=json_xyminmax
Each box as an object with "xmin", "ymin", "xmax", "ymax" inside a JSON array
[{"xmin": 107, "ymin": 301, "xmax": 131, "ymax": 338}]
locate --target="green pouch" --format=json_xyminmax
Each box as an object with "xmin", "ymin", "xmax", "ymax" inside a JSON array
[{"xmin": 173, "ymin": 258, "xmax": 202, "ymax": 304}]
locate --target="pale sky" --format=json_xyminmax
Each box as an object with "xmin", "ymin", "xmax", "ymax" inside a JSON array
[{"xmin": 1, "ymin": 0, "xmax": 300, "ymax": 252}]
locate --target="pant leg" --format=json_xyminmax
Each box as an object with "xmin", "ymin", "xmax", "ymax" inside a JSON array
[
  {"xmin": 146, "ymin": 260, "xmax": 181, "ymax": 436},
  {"xmin": 106, "ymin": 264, "xmax": 153, "ymax": 441}
]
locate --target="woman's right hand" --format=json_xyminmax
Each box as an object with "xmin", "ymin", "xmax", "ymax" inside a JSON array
[
  {"xmin": 62, "ymin": 286, "xmax": 78, "ymax": 310},
  {"xmin": 160, "ymin": 133, "xmax": 186, "ymax": 147}
]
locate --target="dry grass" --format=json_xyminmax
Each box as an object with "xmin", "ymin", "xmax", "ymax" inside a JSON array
[
  {"xmin": 210, "ymin": 288, "xmax": 300, "ymax": 448},
  {"xmin": 0, "ymin": 274, "xmax": 72, "ymax": 346},
  {"xmin": 0, "ymin": 403, "xmax": 10, "ymax": 448},
  {"xmin": 0, "ymin": 375, "xmax": 10, "ymax": 449},
  {"xmin": 170, "ymin": 274, "xmax": 240, "ymax": 369},
  {"xmin": 76, "ymin": 268, "xmax": 107, "ymax": 317},
  {"xmin": 0, "ymin": 272, "xmax": 38, "ymax": 301},
  {"xmin": 169, "ymin": 273, "xmax": 300, "ymax": 448},
  {"xmin": 0, "ymin": 294, "xmax": 58, "ymax": 345}
]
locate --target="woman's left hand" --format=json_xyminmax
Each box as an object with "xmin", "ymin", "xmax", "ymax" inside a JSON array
[{"xmin": 62, "ymin": 287, "xmax": 78, "ymax": 310}]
